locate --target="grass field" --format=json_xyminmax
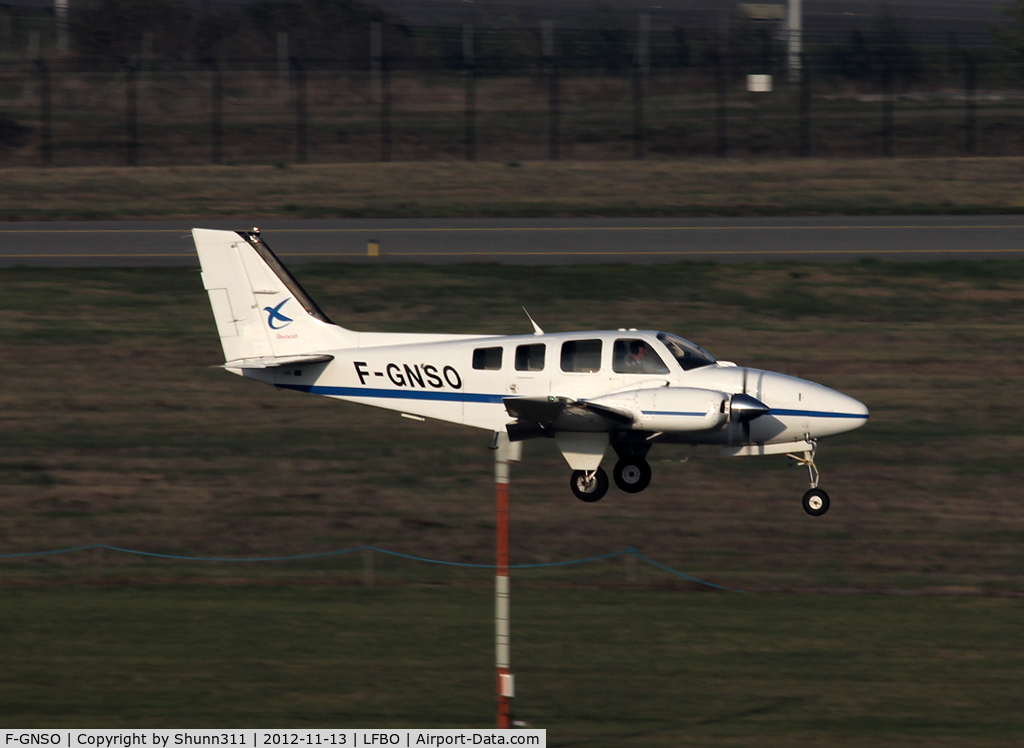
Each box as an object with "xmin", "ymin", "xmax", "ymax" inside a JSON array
[
  {"xmin": 1, "ymin": 586, "xmax": 1022, "ymax": 744},
  {"xmin": 2, "ymin": 260, "xmax": 1023, "ymax": 590},
  {"xmin": 4, "ymin": 158, "xmax": 1024, "ymax": 220},
  {"xmin": 2, "ymin": 260, "xmax": 1023, "ymax": 737}
]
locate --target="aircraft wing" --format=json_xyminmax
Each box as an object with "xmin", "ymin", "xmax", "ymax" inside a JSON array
[
  {"xmin": 503, "ymin": 396, "xmax": 636, "ymax": 440},
  {"xmin": 222, "ymin": 354, "xmax": 334, "ymax": 369}
]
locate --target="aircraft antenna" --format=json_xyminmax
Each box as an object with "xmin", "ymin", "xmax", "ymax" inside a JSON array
[{"xmin": 523, "ymin": 308, "xmax": 544, "ymax": 336}]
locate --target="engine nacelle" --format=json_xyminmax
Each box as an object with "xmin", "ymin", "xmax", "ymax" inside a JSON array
[{"xmin": 590, "ymin": 386, "xmax": 728, "ymax": 433}]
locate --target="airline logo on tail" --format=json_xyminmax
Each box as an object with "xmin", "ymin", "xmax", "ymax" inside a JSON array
[{"xmin": 264, "ymin": 298, "xmax": 294, "ymax": 330}]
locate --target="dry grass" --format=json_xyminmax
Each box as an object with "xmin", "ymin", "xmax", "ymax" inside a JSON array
[{"xmin": 2, "ymin": 158, "xmax": 1024, "ymax": 220}]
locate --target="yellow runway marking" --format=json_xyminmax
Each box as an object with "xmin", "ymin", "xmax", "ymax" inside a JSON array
[
  {"xmin": 6, "ymin": 248, "xmax": 1023, "ymax": 259},
  {"xmin": 376, "ymin": 248, "xmax": 1024, "ymax": 256},
  {"xmin": 0, "ymin": 253, "xmax": 194, "ymax": 258},
  {"xmin": 1, "ymin": 224, "xmax": 1024, "ymax": 235}
]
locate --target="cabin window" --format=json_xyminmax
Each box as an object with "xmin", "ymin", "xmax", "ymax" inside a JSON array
[
  {"xmin": 472, "ymin": 346, "xmax": 503, "ymax": 370},
  {"xmin": 515, "ymin": 344, "xmax": 545, "ymax": 371},
  {"xmin": 613, "ymin": 339, "xmax": 669, "ymax": 374},
  {"xmin": 560, "ymin": 339, "xmax": 603, "ymax": 373}
]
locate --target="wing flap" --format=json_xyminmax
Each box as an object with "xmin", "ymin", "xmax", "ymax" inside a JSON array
[{"xmin": 503, "ymin": 396, "xmax": 636, "ymax": 440}]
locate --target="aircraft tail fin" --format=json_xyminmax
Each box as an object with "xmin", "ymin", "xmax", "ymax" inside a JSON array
[{"xmin": 192, "ymin": 228, "xmax": 355, "ymax": 366}]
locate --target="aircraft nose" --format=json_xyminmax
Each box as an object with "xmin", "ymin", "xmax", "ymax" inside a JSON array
[
  {"xmin": 806, "ymin": 385, "xmax": 869, "ymax": 437},
  {"xmin": 760, "ymin": 371, "xmax": 868, "ymax": 439}
]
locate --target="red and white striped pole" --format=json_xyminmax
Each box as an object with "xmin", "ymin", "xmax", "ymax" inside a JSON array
[{"xmin": 494, "ymin": 432, "xmax": 520, "ymax": 728}]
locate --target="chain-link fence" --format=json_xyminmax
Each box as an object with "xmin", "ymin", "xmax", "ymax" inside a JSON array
[{"xmin": 0, "ymin": 22, "xmax": 1021, "ymax": 165}]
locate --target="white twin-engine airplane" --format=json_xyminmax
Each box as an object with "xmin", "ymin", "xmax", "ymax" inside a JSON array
[{"xmin": 193, "ymin": 228, "xmax": 869, "ymax": 515}]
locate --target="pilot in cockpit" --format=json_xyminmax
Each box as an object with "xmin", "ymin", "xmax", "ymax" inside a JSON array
[{"xmin": 628, "ymin": 341, "xmax": 649, "ymax": 371}]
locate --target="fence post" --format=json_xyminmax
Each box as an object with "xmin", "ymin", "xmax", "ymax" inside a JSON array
[
  {"xmin": 125, "ymin": 63, "xmax": 138, "ymax": 165},
  {"xmin": 278, "ymin": 32, "xmax": 290, "ymax": 105},
  {"xmin": 964, "ymin": 51, "xmax": 976, "ymax": 156},
  {"xmin": 2, "ymin": 14, "xmax": 13, "ymax": 58},
  {"xmin": 632, "ymin": 14, "xmax": 649, "ymax": 160},
  {"xmin": 372, "ymin": 23, "xmax": 391, "ymax": 163},
  {"xmin": 543, "ymin": 20, "xmax": 559, "ymax": 161},
  {"xmin": 381, "ymin": 56, "xmax": 391, "ymax": 162},
  {"xmin": 632, "ymin": 64, "xmax": 644, "ymax": 160},
  {"xmin": 210, "ymin": 60, "xmax": 223, "ymax": 164},
  {"xmin": 362, "ymin": 548, "xmax": 375, "ymax": 587},
  {"xmin": 798, "ymin": 52, "xmax": 810, "ymax": 157},
  {"xmin": 787, "ymin": 0, "xmax": 802, "ymax": 81},
  {"xmin": 141, "ymin": 32, "xmax": 153, "ymax": 94},
  {"xmin": 881, "ymin": 63, "xmax": 894, "ymax": 158},
  {"xmin": 293, "ymin": 56, "xmax": 307, "ymax": 163},
  {"xmin": 55, "ymin": 0, "xmax": 69, "ymax": 56},
  {"xmin": 464, "ymin": 24, "xmax": 476, "ymax": 161},
  {"xmin": 715, "ymin": 51, "xmax": 727, "ymax": 158},
  {"xmin": 36, "ymin": 58, "xmax": 52, "ymax": 166}
]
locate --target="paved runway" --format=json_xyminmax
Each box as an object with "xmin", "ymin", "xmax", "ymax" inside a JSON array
[{"xmin": 2, "ymin": 216, "xmax": 1024, "ymax": 266}]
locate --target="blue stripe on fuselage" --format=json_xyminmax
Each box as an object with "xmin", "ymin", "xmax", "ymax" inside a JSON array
[
  {"xmin": 641, "ymin": 410, "xmax": 706, "ymax": 417},
  {"xmin": 770, "ymin": 408, "xmax": 868, "ymax": 420},
  {"xmin": 279, "ymin": 383, "xmax": 506, "ymax": 404},
  {"xmin": 278, "ymin": 385, "xmax": 867, "ymax": 420}
]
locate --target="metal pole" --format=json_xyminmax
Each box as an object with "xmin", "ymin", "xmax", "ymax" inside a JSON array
[
  {"xmin": 543, "ymin": 20, "xmax": 559, "ymax": 161},
  {"xmin": 55, "ymin": 0, "xmax": 69, "ymax": 57},
  {"xmin": 126, "ymin": 63, "xmax": 138, "ymax": 165},
  {"xmin": 632, "ymin": 14, "xmax": 649, "ymax": 160},
  {"xmin": 882, "ymin": 63, "xmax": 893, "ymax": 158},
  {"xmin": 716, "ymin": 12, "xmax": 728, "ymax": 158},
  {"xmin": 464, "ymin": 24, "xmax": 475, "ymax": 161},
  {"xmin": 493, "ymin": 432, "xmax": 520, "ymax": 729},
  {"xmin": 715, "ymin": 50, "xmax": 727, "ymax": 158},
  {"xmin": 798, "ymin": 52, "xmax": 810, "ymax": 157},
  {"xmin": 372, "ymin": 22, "xmax": 391, "ymax": 163},
  {"xmin": 964, "ymin": 52, "xmax": 976, "ymax": 156},
  {"xmin": 141, "ymin": 32, "xmax": 153, "ymax": 95},
  {"xmin": 371, "ymin": 22, "xmax": 381, "ymax": 102},
  {"xmin": 632, "ymin": 64, "xmax": 643, "ymax": 159},
  {"xmin": 381, "ymin": 57, "xmax": 391, "ymax": 162},
  {"xmin": 36, "ymin": 58, "xmax": 51, "ymax": 166},
  {"xmin": 787, "ymin": 0, "xmax": 802, "ymax": 82},
  {"xmin": 278, "ymin": 32, "xmax": 290, "ymax": 105},
  {"xmin": 293, "ymin": 57, "xmax": 307, "ymax": 163},
  {"xmin": 210, "ymin": 61, "xmax": 223, "ymax": 164}
]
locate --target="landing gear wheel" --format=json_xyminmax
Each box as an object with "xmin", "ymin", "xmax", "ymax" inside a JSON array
[
  {"xmin": 612, "ymin": 458, "xmax": 652, "ymax": 493},
  {"xmin": 570, "ymin": 468, "xmax": 609, "ymax": 502},
  {"xmin": 802, "ymin": 487, "xmax": 831, "ymax": 517}
]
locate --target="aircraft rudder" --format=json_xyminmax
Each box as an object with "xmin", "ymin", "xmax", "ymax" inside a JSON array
[{"xmin": 192, "ymin": 228, "xmax": 355, "ymax": 364}]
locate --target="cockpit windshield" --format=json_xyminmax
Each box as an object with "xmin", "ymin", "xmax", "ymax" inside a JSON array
[{"xmin": 657, "ymin": 332, "xmax": 717, "ymax": 371}]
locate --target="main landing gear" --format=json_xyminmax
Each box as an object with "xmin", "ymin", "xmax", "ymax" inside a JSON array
[
  {"xmin": 570, "ymin": 468, "xmax": 609, "ymax": 502},
  {"xmin": 787, "ymin": 442, "xmax": 831, "ymax": 517},
  {"xmin": 571, "ymin": 455, "xmax": 653, "ymax": 502},
  {"xmin": 612, "ymin": 457, "xmax": 652, "ymax": 493}
]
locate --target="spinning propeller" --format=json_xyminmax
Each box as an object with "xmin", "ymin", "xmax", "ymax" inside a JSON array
[{"xmin": 730, "ymin": 368, "xmax": 770, "ymax": 442}]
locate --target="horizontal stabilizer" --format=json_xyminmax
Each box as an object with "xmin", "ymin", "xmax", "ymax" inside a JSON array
[{"xmin": 222, "ymin": 354, "xmax": 334, "ymax": 370}]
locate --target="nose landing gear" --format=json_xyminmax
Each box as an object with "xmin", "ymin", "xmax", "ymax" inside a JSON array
[
  {"xmin": 801, "ymin": 487, "xmax": 830, "ymax": 516},
  {"xmin": 787, "ymin": 441, "xmax": 831, "ymax": 516}
]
